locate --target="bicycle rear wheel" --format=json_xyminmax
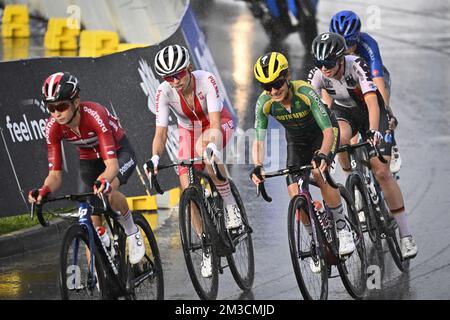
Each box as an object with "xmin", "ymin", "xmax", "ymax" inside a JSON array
[
  {"xmin": 60, "ymin": 224, "xmax": 108, "ymax": 300},
  {"xmin": 126, "ymin": 212, "xmax": 164, "ymax": 300},
  {"xmin": 226, "ymin": 180, "xmax": 255, "ymax": 292},
  {"xmin": 346, "ymin": 173, "xmax": 381, "ymax": 249},
  {"xmin": 288, "ymin": 195, "xmax": 328, "ymax": 300},
  {"xmin": 336, "ymin": 185, "xmax": 368, "ymax": 300},
  {"xmin": 179, "ymin": 187, "xmax": 219, "ymax": 300}
]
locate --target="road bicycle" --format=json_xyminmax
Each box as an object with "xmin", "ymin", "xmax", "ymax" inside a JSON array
[
  {"xmin": 30, "ymin": 188, "xmax": 164, "ymax": 300},
  {"xmin": 256, "ymin": 165, "xmax": 367, "ymax": 300},
  {"xmin": 147, "ymin": 155, "xmax": 255, "ymax": 300},
  {"xmin": 338, "ymin": 141, "xmax": 409, "ymax": 272}
]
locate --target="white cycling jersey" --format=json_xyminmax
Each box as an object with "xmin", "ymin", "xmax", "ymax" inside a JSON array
[
  {"xmin": 155, "ymin": 70, "xmax": 228, "ymax": 130},
  {"xmin": 308, "ymin": 55, "xmax": 378, "ymax": 108}
]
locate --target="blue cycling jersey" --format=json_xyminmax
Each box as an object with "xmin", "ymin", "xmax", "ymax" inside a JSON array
[{"xmin": 355, "ymin": 32, "xmax": 384, "ymax": 78}]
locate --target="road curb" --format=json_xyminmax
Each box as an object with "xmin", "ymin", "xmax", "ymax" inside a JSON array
[{"xmin": 0, "ymin": 219, "xmax": 71, "ymax": 260}]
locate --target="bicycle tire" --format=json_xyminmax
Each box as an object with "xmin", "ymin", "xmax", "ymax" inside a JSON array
[
  {"xmin": 179, "ymin": 187, "xmax": 219, "ymax": 300},
  {"xmin": 336, "ymin": 184, "xmax": 368, "ymax": 300},
  {"xmin": 287, "ymin": 195, "xmax": 328, "ymax": 300},
  {"xmin": 59, "ymin": 224, "xmax": 108, "ymax": 300},
  {"xmin": 128, "ymin": 212, "xmax": 165, "ymax": 300},
  {"xmin": 226, "ymin": 180, "xmax": 255, "ymax": 292},
  {"xmin": 346, "ymin": 173, "xmax": 381, "ymax": 249},
  {"xmin": 378, "ymin": 197, "xmax": 410, "ymax": 272}
]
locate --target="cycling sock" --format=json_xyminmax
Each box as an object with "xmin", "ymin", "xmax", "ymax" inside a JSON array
[
  {"xmin": 118, "ymin": 210, "xmax": 138, "ymax": 236},
  {"xmin": 393, "ymin": 210, "xmax": 411, "ymax": 238},
  {"xmin": 215, "ymin": 181, "xmax": 236, "ymax": 206},
  {"xmin": 330, "ymin": 204, "xmax": 347, "ymax": 231}
]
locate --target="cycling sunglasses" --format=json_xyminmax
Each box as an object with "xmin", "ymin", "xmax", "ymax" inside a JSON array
[
  {"xmin": 47, "ymin": 101, "xmax": 72, "ymax": 113},
  {"xmin": 313, "ymin": 58, "xmax": 338, "ymax": 70},
  {"xmin": 261, "ymin": 77, "xmax": 286, "ymax": 92},
  {"xmin": 163, "ymin": 69, "xmax": 188, "ymax": 82}
]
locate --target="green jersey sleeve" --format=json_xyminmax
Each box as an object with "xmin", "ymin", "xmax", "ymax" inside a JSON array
[
  {"xmin": 254, "ymin": 93, "xmax": 271, "ymax": 141},
  {"xmin": 298, "ymin": 83, "xmax": 332, "ymax": 131}
]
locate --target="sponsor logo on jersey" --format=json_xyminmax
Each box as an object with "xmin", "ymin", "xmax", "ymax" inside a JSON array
[
  {"xmin": 345, "ymin": 75, "xmax": 357, "ymax": 87},
  {"xmin": 308, "ymin": 90, "xmax": 328, "ymax": 116},
  {"xmin": 107, "ymin": 151, "xmax": 115, "ymax": 156},
  {"xmin": 83, "ymin": 106, "xmax": 108, "ymax": 133},
  {"xmin": 88, "ymin": 132, "xmax": 95, "ymax": 136},
  {"xmin": 45, "ymin": 117, "xmax": 57, "ymax": 144},
  {"xmin": 275, "ymin": 110, "xmax": 310, "ymax": 121},
  {"xmin": 208, "ymin": 75, "xmax": 220, "ymax": 99},
  {"xmin": 198, "ymin": 91, "xmax": 205, "ymax": 101},
  {"xmin": 372, "ymin": 69, "xmax": 379, "ymax": 77},
  {"xmin": 119, "ymin": 158, "xmax": 135, "ymax": 176}
]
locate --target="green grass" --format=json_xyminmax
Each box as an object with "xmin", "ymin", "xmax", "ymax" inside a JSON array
[
  {"xmin": 0, "ymin": 207, "xmax": 75, "ymax": 236},
  {"xmin": 0, "ymin": 213, "xmax": 44, "ymax": 235}
]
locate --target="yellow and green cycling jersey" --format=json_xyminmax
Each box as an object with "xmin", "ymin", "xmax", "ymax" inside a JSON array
[{"xmin": 254, "ymin": 80, "xmax": 333, "ymax": 142}]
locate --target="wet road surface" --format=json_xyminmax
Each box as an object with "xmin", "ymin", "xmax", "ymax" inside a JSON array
[{"xmin": 1, "ymin": 0, "xmax": 450, "ymax": 299}]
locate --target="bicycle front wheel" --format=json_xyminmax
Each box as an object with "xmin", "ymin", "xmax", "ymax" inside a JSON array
[
  {"xmin": 59, "ymin": 224, "xmax": 108, "ymax": 300},
  {"xmin": 379, "ymin": 198, "xmax": 410, "ymax": 272},
  {"xmin": 127, "ymin": 212, "xmax": 164, "ymax": 300},
  {"xmin": 336, "ymin": 185, "xmax": 368, "ymax": 300},
  {"xmin": 288, "ymin": 195, "xmax": 328, "ymax": 300},
  {"xmin": 226, "ymin": 180, "xmax": 255, "ymax": 292},
  {"xmin": 179, "ymin": 187, "xmax": 219, "ymax": 300},
  {"xmin": 346, "ymin": 173, "xmax": 381, "ymax": 249}
]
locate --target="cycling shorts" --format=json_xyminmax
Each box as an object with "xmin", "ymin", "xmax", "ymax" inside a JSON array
[
  {"xmin": 331, "ymin": 94, "xmax": 393, "ymax": 157},
  {"xmin": 78, "ymin": 136, "xmax": 136, "ymax": 209},
  {"xmin": 178, "ymin": 117, "xmax": 234, "ymax": 176},
  {"xmin": 285, "ymin": 124, "xmax": 340, "ymax": 186}
]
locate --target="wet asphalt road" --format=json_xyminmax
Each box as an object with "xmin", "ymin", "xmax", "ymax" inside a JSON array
[{"xmin": 1, "ymin": 0, "xmax": 450, "ymax": 300}]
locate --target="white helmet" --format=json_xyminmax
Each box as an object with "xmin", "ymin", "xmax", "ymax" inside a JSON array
[{"xmin": 154, "ymin": 45, "xmax": 190, "ymax": 76}]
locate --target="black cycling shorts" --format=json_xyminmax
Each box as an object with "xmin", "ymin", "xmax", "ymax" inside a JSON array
[
  {"xmin": 285, "ymin": 124, "xmax": 340, "ymax": 186},
  {"xmin": 78, "ymin": 136, "xmax": 136, "ymax": 195},
  {"xmin": 331, "ymin": 93, "xmax": 393, "ymax": 157}
]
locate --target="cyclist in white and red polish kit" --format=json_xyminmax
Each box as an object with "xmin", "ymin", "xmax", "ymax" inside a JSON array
[{"xmin": 144, "ymin": 45, "xmax": 239, "ymax": 278}]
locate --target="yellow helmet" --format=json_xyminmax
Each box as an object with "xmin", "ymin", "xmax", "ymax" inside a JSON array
[{"xmin": 254, "ymin": 52, "xmax": 289, "ymax": 84}]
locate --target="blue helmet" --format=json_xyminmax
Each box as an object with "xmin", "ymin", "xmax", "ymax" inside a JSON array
[{"xmin": 329, "ymin": 10, "xmax": 361, "ymax": 46}]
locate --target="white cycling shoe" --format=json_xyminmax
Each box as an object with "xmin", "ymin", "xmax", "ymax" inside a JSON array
[
  {"xmin": 338, "ymin": 229, "xmax": 356, "ymax": 256},
  {"xmin": 201, "ymin": 252, "xmax": 213, "ymax": 278},
  {"xmin": 127, "ymin": 230, "xmax": 146, "ymax": 265},
  {"xmin": 390, "ymin": 145, "xmax": 402, "ymax": 174},
  {"xmin": 225, "ymin": 204, "xmax": 243, "ymax": 230},
  {"xmin": 401, "ymin": 235, "xmax": 418, "ymax": 259}
]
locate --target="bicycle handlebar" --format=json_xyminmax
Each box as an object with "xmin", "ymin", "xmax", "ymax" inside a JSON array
[
  {"xmin": 146, "ymin": 155, "xmax": 226, "ymax": 195},
  {"xmin": 30, "ymin": 191, "xmax": 109, "ymax": 228},
  {"xmin": 255, "ymin": 164, "xmax": 338, "ymax": 203},
  {"xmin": 337, "ymin": 140, "xmax": 387, "ymax": 164}
]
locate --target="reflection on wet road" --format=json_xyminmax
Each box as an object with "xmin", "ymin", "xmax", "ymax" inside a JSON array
[{"xmin": 1, "ymin": 0, "xmax": 450, "ymax": 299}]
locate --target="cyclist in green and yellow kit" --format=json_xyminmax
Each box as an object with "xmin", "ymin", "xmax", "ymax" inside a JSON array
[{"xmin": 250, "ymin": 52, "xmax": 355, "ymax": 256}]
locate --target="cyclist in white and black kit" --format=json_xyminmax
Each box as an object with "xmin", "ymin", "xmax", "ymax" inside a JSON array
[{"xmin": 308, "ymin": 33, "xmax": 417, "ymax": 259}]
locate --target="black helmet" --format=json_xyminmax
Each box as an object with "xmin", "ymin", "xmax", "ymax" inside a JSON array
[
  {"xmin": 312, "ymin": 32, "xmax": 347, "ymax": 62},
  {"xmin": 42, "ymin": 72, "xmax": 80, "ymax": 103}
]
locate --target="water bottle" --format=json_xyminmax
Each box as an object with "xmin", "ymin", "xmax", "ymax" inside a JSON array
[
  {"xmin": 96, "ymin": 226, "xmax": 115, "ymax": 257},
  {"xmin": 384, "ymin": 130, "xmax": 393, "ymax": 144}
]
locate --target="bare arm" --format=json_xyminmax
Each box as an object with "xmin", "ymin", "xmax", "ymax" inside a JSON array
[
  {"xmin": 373, "ymin": 77, "xmax": 390, "ymax": 107},
  {"xmin": 28, "ymin": 170, "xmax": 63, "ymax": 204},
  {"xmin": 321, "ymin": 89, "xmax": 333, "ymax": 108},
  {"xmin": 98, "ymin": 158, "xmax": 119, "ymax": 185},
  {"xmin": 318, "ymin": 127, "xmax": 335, "ymax": 155},
  {"xmin": 364, "ymin": 92, "xmax": 380, "ymax": 131},
  {"xmin": 252, "ymin": 139, "xmax": 265, "ymax": 167},
  {"xmin": 152, "ymin": 126, "xmax": 168, "ymax": 157}
]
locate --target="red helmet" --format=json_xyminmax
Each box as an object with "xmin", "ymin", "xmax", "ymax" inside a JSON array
[{"xmin": 42, "ymin": 72, "xmax": 80, "ymax": 103}]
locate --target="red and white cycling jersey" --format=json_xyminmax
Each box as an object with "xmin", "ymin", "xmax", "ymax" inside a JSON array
[
  {"xmin": 155, "ymin": 70, "xmax": 232, "ymax": 130},
  {"xmin": 308, "ymin": 55, "xmax": 378, "ymax": 108},
  {"xmin": 45, "ymin": 101, "xmax": 124, "ymax": 170}
]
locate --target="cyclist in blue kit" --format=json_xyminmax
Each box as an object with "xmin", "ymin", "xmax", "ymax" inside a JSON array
[{"xmin": 329, "ymin": 10, "xmax": 401, "ymax": 173}]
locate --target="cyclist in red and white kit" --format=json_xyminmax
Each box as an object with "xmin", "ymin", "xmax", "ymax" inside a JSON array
[
  {"xmin": 143, "ymin": 45, "xmax": 239, "ymax": 278},
  {"xmin": 28, "ymin": 72, "xmax": 145, "ymax": 264}
]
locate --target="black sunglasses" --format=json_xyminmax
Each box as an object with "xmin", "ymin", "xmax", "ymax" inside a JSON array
[
  {"xmin": 313, "ymin": 58, "xmax": 337, "ymax": 70},
  {"xmin": 47, "ymin": 101, "xmax": 72, "ymax": 113},
  {"xmin": 261, "ymin": 77, "xmax": 286, "ymax": 92}
]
